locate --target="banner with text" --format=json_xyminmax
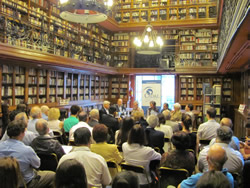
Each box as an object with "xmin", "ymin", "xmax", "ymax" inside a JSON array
[{"xmin": 142, "ymin": 80, "xmax": 161, "ymax": 113}]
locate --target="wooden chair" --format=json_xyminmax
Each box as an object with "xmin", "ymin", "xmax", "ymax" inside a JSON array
[
  {"xmin": 37, "ymin": 153, "xmax": 58, "ymax": 172},
  {"xmin": 107, "ymin": 161, "xmax": 119, "ymax": 179},
  {"xmin": 159, "ymin": 167, "xmax": 189, "ymax": 188},
  {"xmin": 120, "ymin": 162, "xmax": 150, "ymax": 187}
]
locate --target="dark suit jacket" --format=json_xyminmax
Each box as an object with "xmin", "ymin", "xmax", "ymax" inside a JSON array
[
  {"xmin": 145, "ymin": 127, "xmax": 165, "ymax": 154},
  {"xmin": 115, "ymin": 104, "xmax": 126, "ymax": 113},
  {"xmin": 88, "ymin": 119, "xmax": 99, "ymax": 127},
  {"xmin": 101, "ymin": 114, "xmax": 120, "ymax": 144},
  {"xmin": 99, "ymin": 107, "xmax": 108, "ymax": 123}
]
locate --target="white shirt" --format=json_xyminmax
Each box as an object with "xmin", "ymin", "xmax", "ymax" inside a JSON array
[
  {"xmin": 122, "ymin": 142, "xmax": 161, "ymax": 185},
  {"xmin": 48, "ymin": 120, "xmax": 62, "ymax": 134},
  {"xmin": 198, "ymin": 143, "xmax": 244, "ymax": 174},
  {"xmin": 69, "ymin": 122, "xmax": 93, "ymax": 141},
  {"xmin": 155, "ymin": 124, "xmax": 173, "ymax": 138},
  {"xmin": 197, "ymin": 119, "xmax": 220, "ymax": 140},
  {"xmin": 1, "ymin": 130, "xmax": 36, "ymax": 146},
  {"xmin": 58, "ymin": 146, "xmax": 111, "ymax": 187}
]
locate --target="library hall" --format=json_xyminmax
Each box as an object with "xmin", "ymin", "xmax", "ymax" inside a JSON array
[{"xmin": 0, "ymin": 0, "xmax": 249, "ymax": 188}]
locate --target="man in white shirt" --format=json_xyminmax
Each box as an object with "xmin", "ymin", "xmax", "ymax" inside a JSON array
[
  {"xmin": 198, "ymin": 126, "xmax": 244, "ymax": 174},
  {"xmin": 197, "ymin": 107, "xmax": 220, "ymax": 151},
  {"xmin": 58, "ymin": 127, "xmax": 112, "ymax": 187},
  {"xmin": 69, "ymin": 111, "xmax": 92, "ymax": 141}
]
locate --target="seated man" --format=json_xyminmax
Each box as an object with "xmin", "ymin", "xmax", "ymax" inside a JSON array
[
  {"xmin": 99, "ymin": 100, "xmax": 110, "ymax": 123},
  {"xmin": 1, "ymin": 112, "xmax": 36, "ymax": 146},
  {"xmin": 178, "ymin": 144, "xmax": 234, "ymax": 188},
  {"xmin": 209, "ymin": 117, "xmax": 240, "ymax": 151},
  {"xmin": 63, "ymin": 105, "xmax": 80, "ymax": 132},
  {"xmin": 31, "ymin": 119, "xmax": 65, "ymax": 160},
  {"xmin": 115, "ymin": 98, "xmax": 126, "ymax": 113},
  {"xmin": 58, "ymin": 127, "xmax": 112, "ymax": 187},
  {"xmin": 145, "ymin": 115, "xmax": 164, "ymax": 153},
  {"xmin": 28, "ymin": 106, "xmax": 42, "ymax": 134},
  {"xmin": 198, "ymin": 126, "xmax": 244, "ymax": 174},
  {"xmin": 88, "ymin": 109, "xmax": 100, "ymax": 127},
  {"xmin": 0, "ymin": 120, "xmax": 55, "ymax": 188},
  {"xmin": 185, "ymin": 104, "xmax": 195, "ymax": 125},
  {"xmin": 163, "ymin": 110, "xmax": 180, "ymax": 133}
]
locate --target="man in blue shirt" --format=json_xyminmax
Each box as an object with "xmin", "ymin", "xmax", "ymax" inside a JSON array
[
  {"xmin": 178, "ymin": 144, "xmax": 234, "ymax": 188},
  {"xmin": 0, "ymin": 120, "xmax": 55, "ymax": 187}
]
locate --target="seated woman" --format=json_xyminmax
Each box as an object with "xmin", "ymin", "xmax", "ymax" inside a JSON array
[
  {"xmin": 55, "ymin": 159, "xmax": 87, "ymax": 188},
  {"xmin": 47, "ymin": 108, "xmax": 64, "ymax": 134},
  {"xmin": 147, "ymin": 101, "xmax": 159, "ymax": 117},
  {"xmin": 181, "ymin": 114, "xmax": 197, "ymax": 153},
  {"xmin": 91, "ymin": 124, "xmax": 123, "ymax": 165},
  {"xmin": 115, "ymin": 117, "xmax": 134, "ymax": 147},
  {"xmin": 170, "ymin": 103, "xmax": 182, "ymax": 122},
  {"xmin": 161, "ymin": 131, "xmax": 195, "ymax": 176},
  {"xmin": 112, "ymin": 171, "xmax": 139, "ymax": 188},
  {"xmin": 0, "ymin": 157, "xmax": 21, "ymax": 188},
  {"xmin": 122, "ymin": 124, "xmax": 161, "ymax": 186}
]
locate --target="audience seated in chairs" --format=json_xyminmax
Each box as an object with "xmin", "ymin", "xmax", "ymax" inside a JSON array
[
  {"xmin": 30, "ymin": 119, "xmax": 65, "ymax": 160},
  {"xmin": 58, "ymin": 127, "xmax": 112, "ymax": 187},
  {"xmin": 196, "ymin": 170, "xmax": 231, "ymax": 188},
  {"xmin": 122, "ymin": 124, "xmax": 161, "ymax": 187},
  {"xmin": 145, "ymin": 115, "xmax": 165, "ymax": 154},
  {"xmin": 115, "ymin": 117, "xmax": 134, "ymax": 146},
  {"xmin": 55, "ymin": 159, "xmax": 87, "ymax": 188},
  {"xmin": 112, "ymin": 171, "xmax": 139, "ymax": 188},
  {"xmin": 47, "ymin": 108, "xmax": 64, "ymax": 134},
  {"xmin": 161, "ymin": 131, "xmax": 195, "ymax": 176},
  {"xmin": 178, "ymin": 144, "xmax": 234, "ymax": 188},
  {"xmin": 91, "ymin": 124, "xmax": 123, "ymax": 166},
  {"xmin": 0, "ymin": 157, "xmax": 22, "ymax": 188},
  {"xmin": 1, "ymin": 112, "xmax": 36, "ymax": 146},
  {"xmin": 0, "ymin": 120, "xmax": 55, "ymax": 188}
]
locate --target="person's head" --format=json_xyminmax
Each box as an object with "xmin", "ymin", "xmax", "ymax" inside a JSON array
[
  {"xmin": 55, "ymin": 159, "xmax": 87, "ymax": 188},
  {"xmin": 117, "ymin": 99, "xmax": 123, "ymax": 106},
  {"xmin": 0, "ymin": 157, "xmax": 21, "ymax": 188},
  {"xmin": 14, "ymin": 112, "xmax": 28, "ymax": 126},
  {"xmin": 36, "ymin": 119, "xmax": 49, "ymax": 136},
  {"xmin": 48, "ymin": 108, "xmax": 60, "ymax": 121},
  {"xmin": 41, "ymin": 105, "xmax": 49, "ymax": 116},
  {"xmin": 181, "ymin": 114, "xmax": 192, "ymax": 131},
  {"xmin": 157, "ymin": 113, "xmax": 165, "ymax": 126},
  {"xmin": 216, "ymin": 126, "xmax": 233, "ymax": 144},
  {"xmin": 59, "ymin": 109, "xmax": 68, "ymax": 121},
  {"xmin": 150, "ymin": 101, "xmax": 156, "ymax": 108},
  {"xmin": 89, "ymin": 109, "xmax": 99, "ymax": 120},
  {"xmin": 109, "ymin": 105, "xmax": 117, "ymax": 115},
  {"xmin": 16, "ymin": 104, "xmax": 27, "ymax": 112},
  {"xmin": 70, "ymin": 105, "xmax": 80, "ymax": 116},
  {"xmin": 103, "ymin": 101, "xmax": 110, "ymax": 109},
  {"xmin": 7, "ymin": 120, "xmax": 26, "ymax": 140},
  {"xmin": 132, "ymin": 111, "xmax": 144, "ymax": 122},
  {"xmin": 128, "ymin": 124, "xmax": 145, "ymax": 146},
  {"xmin": 163, "ymin": 103, "xmax": 169, "ymax": 110},
  {"xmin": 78, "ymin": 111, "xmax": 88, "ymax": 122},
  {"xmin": 207, "ymin": 144, "xmax": 228, "ymax": 171},
  {"xmin": 173, "ymin": 103, "xmax": 181, "ymax": 111},
  {"xmin": 196, "ymin": 170, "xmax": 231, "ymax": 188},
  {"xmin": 112, "ymin": 171, "xmax": 139, "ymax": 188},
  {"xmin": 206, "ymin": 107, "xmax": 216, "ymax": 119},
  {"xmin": 220, "ymin": 118, "xmax": 233, "ymax": 129},
  {"xmin": 133, "ymin": 101, "xmax": 139, "ymax": 109},
  {"xmin": 30, "ymin": 106, "xmax": 42, "ymax": 119},
  {"xmin": 92, "ymin": 124, "xmax": 108, "ymax": 143},
  {"xmin": 185, "ymin": 104, "xmax": 193, "ymax": 112},
  {"xmin": 162, "ymin": 110, "xmax": 171, "ymax": 120},
  {"xmin": 74, "ymin": 127, "xmax": 91, "ymax": 146},
  {"xmin": 121, "ymin": 117, "xmax": 134, "ymax": 132},
  {"xmin": 171, "ymin": 131, "xmax": 190, "ymax": 150},
  {"xmin": 147, "ymin": 115, "xmax": 159, "ymax": 128}
]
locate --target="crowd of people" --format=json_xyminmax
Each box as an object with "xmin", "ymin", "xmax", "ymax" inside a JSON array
[{"xmin": 0, "ymin": 99, "xmax": 249, "ymax": 188}]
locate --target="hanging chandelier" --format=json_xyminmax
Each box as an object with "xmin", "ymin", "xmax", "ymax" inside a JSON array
[
  {"xmin": 133, "ymin": 24, "xmax": 163, "ymax": 55},
  {"xmin": 59, "ymin": 0, "xmax": 113, "ymax": 23}
]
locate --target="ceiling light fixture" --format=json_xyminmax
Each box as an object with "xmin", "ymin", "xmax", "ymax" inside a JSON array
[
  {"xmin": 133, "ymin": 24, "xmax": 163, "ymax": 55},
  {"xmin": 59, "ymin": 0, "xmax": 113, "ymax": 23}
]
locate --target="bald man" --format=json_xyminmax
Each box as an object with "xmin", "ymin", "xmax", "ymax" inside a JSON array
[
  {"xmin": 198, "ymin": 126, "xmax": 244, "ymax": 174},
  {"xmin": 178, "ymin": 144, "xmax": 234, "ymax": 188},
  {"xmin": 115, "ymin": 98, "xmax": 126, "ymax": 113},
  {"xmin": 209, "ymin": 117, "xmax": 240, "ymax": 151},
  {"xmin": 31, "ymin": 119, "xmax": 65, "ymax": 160}
]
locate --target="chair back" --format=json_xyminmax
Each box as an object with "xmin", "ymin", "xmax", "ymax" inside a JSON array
[
  {"xmin": 53, "ymin": 131, "xmax": 64, "ymax": 144},
  {"xmin": 37, "ymin": 153, "xmax": 58, "ymax": 172},
  {"xmin": 107, "ymin": 161, "xmax": 119, "ymax": 179},
  {"xmin": 159, "ymin": 167, "xmax": 189, "ymax": 188},
  {"xmin": 199, "ymin": 139, "xmax": 211, "ymax": 145}
]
